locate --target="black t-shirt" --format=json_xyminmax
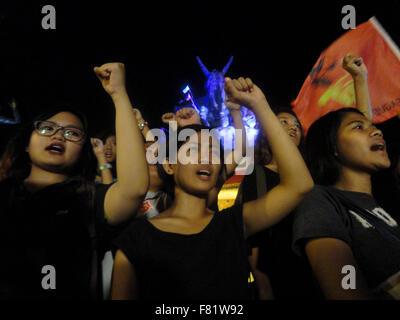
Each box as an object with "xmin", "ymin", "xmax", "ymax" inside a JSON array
[
  {"xmin": 240, "ymin": 166, "xmax": 320, "ymax": 299},
  {"xmin": 293, "ymin": 185, "xmax": 400, "ymax": 291},
  {"xmin": 0, "ymin": 177, "xmax": 111, "ymax": 300},
  {"xmin": 241, "ymin": 166, "xmax": 280, "ymax": 249},
  {"xmin": 113, "ymin": 205, "xmax": 251, "ymax": 300}
]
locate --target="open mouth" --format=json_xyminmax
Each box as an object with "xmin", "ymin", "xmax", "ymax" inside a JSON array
[
  {"xmin": 196, "ymin": 169, "xmax": 212, "ymax": 181},
  {"xmin": 45, "ymin": 143, "xmax": 65, "ymax": 155},
  {"xmin": 370, "ymin": 140, "xmax": 386, "ymax": 153},
  {"xmin": 197, "ymin": 169, "xmax": 211, "ymax": 177},
  {"xmin": 287, "ymin": 129, "xmax": 298, "ymax": 138}
]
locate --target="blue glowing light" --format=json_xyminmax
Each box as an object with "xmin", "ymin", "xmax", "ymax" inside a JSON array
[
  {"xmin": 182, "ymin": 85, "xmax": 190, "ymax": 94},
  {"xmin": 195, "ymin": 102, "xmax": 259, "ymax": 148}
]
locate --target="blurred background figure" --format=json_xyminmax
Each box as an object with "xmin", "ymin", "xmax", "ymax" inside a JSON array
[{"xmin": 0, "ymin": 98, "xmax": 20, "ymax": 125}]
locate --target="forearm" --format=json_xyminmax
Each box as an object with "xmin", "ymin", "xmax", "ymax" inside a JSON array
[
  {"xmin": 100, "ymin": 170, "xmax": 114, "ymax": 184},
  {"xmin": 141, "ymin": 124, "xmax": 149, "ymax": 139},
  {"xmin": 224, "ymin": 109, "xmax": 247, "ymax": 176},
  {"xmin": 252, "ymin": 100, "xmax": 313, "ymax": 193},
  {"xmin": 142, "ymin": 123, "xmax": 157, "ymax": 142},
  {"xmin": 100, "ymin": 166, "xmax": 114, "ymax": 185},
  {"xmin": 353, "ymin": 75, "xmax": 372, "ymax": 121},
  {"xmin": 112, "ymin": 91, "xmax": 149, "ymax": 198},
  {"xmin": 96, "ymin": 155, "xmax": 114, "ymax": 184},
  {"xmin": 231, "ymin": 109, "xmax": 247, "ymax": 157}
]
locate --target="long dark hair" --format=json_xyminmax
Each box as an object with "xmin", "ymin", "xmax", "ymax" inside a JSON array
[
  {"xmin": 254, "ymin": 106, "xmax": 305, "ymax": 165},
  {"xmin": 0, "ymin": 106, "xmax": 96, "ymax": 182},
  {"xmin": 305, "ymin": 108, "xmax": 365, "ymax": 186}
]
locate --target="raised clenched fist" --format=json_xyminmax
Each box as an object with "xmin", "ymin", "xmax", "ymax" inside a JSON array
[
  {"xmin": 224, "ymin": 77, "xmax": 266, "ymax": 111},
  {"xmin": 94, "ymin": 62, "xmax": 126, "ymax": 97},
  {"xmin": 342, "ymin": 54, "xmax": 368, "ymax": 78},
  {"xmin": 161, "ymin": 112, "xmax": 176, "ymax": 124},
  {"xmin": 175, "ymin": 107, "xmax": 202, "ymax": 127}
]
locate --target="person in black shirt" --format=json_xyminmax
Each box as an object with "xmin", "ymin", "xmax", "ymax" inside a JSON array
[
  {"xmin": 239, "ymin": 107, "xmax": 319, "ymax": 300},
  {"xmin": 0, "ymin": 62, "xmax": 149, "ymax": 299},
  {"xmin": 111, "ymin": 77, "xmax": 314, "ymax": 300},
  {"xmin": 293, "ymin": 106, "xmax": 400, "ymax": 299}
]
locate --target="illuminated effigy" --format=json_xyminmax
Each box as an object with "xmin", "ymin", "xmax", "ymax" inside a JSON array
[
  {"xmin": 181, "ymin": 57, "xmax": 259, "ymax": 148},
  {"xmin": 177, "ymin": 58, "xmax": 260, "ymax": 209}
]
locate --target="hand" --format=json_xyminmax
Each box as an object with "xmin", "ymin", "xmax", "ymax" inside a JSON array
[
  {"xmin": 90, "ymin": 138, "xmax": 105, "ymax": 157},
  {"xmin": 342, "ymin": 54, "xmax": 368, "ymax": 78},
  {"xmin": 224, "ymin": 77, "xmax": 266, "ymax": 111},
  {"xmin": 94, "ymin": 62, "xmax": 127, "ymax": 97},
  {"xmin": 133, "ymin": 108, "xmax": 144, "ymax": 122},
  {"xmin": 175, "ymin": 107, "xmax": 202, "ymax": 127},
  {"xmin": 161, "ymin": 112, "xmax": 176, "ymax": 124}
]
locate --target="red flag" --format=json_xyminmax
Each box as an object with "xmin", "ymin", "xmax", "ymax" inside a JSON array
[{"xmin": 291, "ymin": 17, "xmax": 400, "ymax": 133}]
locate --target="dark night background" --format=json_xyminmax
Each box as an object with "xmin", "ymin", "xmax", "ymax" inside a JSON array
[{"xmin": 0, "ymin": 0, "xmax": 399, "ymax": 153}]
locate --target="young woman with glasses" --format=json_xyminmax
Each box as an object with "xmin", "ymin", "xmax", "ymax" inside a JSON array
[{"xmin": 0, "ymin": 62, "xmax": 149, "ymax": 300}]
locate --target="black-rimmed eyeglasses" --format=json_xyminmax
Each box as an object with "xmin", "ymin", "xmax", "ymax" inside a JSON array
[{"xmin": 34, "ymin": 120, "xmax": 86, "ymax": 142}]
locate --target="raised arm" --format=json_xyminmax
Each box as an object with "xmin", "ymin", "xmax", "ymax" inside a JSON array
[
  {"xmin": 222, "ymin": 56, "xmax": 234, "ymax": 75},
  {"xmin": 94, "ymin": 63, "xmax": 149, "ymax": 225},
  {"xmin": 225, "ymin": 102, "xmax": 247, "ymax": 175},
  {"xmin": 224, "ymin": 77, "xmax": 314, "ymax": 237},
  {"xmin": 133, "ymin": 108, "xmax": 154, "ymax": 141},
  {"xmin": 342, "ymin": 54, "xmax": 372, "ymax": 121},
  {"xmin": 90, "ymin": 138, "xmax": 114, "ymax": 185},
  {"xmin": 196, "ymin": 56, "xmax": 210, "ymax": 77},
  {"xmin": 205, "ymin": 103, "xmax": 248, "ymax": 209}
]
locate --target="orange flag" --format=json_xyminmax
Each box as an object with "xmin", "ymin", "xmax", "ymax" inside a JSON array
[{"xmin": 291, "ymin": 17, "xmax": 400, "ymax": 133}]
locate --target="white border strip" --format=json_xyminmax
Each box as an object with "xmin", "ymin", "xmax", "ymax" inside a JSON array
[{"xmin": 370, "ymin": 16, "xmax": 400, "ymax": 62}]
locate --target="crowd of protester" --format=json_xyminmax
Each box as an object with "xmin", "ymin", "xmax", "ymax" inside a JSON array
[{"xmin": 0, "ymin": 55, "xmax": 399, "ymax": 300}]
